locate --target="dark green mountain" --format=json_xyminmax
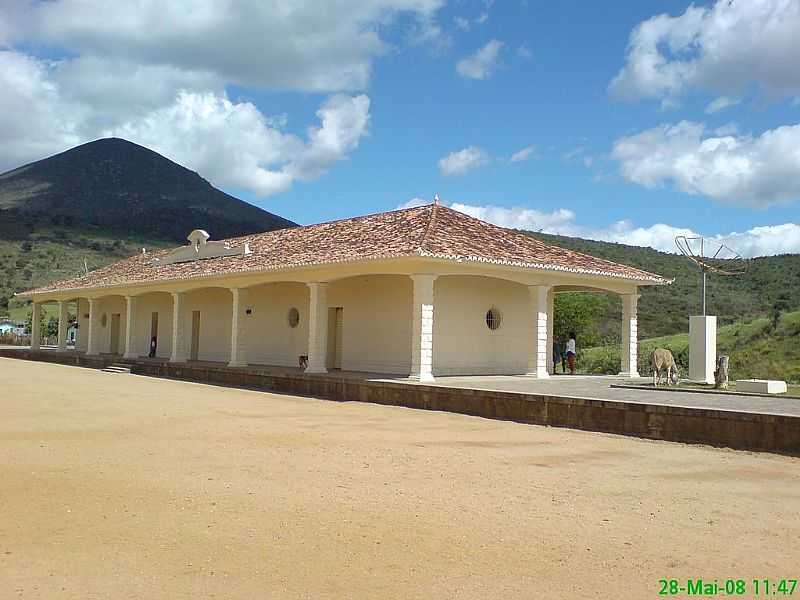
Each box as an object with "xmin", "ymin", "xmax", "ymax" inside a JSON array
[{"xmin": 0, "ymin": 137, "xmax": 295, "ymax": 242}]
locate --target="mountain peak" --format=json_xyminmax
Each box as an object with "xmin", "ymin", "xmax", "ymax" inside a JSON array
[{"xmin": 0, "ymin": 140, "xmax": 295, "ymax": 241}]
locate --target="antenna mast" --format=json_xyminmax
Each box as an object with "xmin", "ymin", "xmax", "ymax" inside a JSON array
[{"xmin": 675, "ymin": 235, "xmax": 747, "ymax": 315}]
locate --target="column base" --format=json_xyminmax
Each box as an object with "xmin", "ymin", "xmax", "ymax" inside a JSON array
[
  {"xmin": 227, "ymin": 360, "xmax": 247, "ymax": 368},
  {"xmin": 170, "ymin": 357, "xmax": 187, "ymax": 363},
  {"xmin": 618, "ymin": 371, "xmax": 640, "ymax": 378},
  {"xmin": 305, "ymin": 365, "xmax": 328, "ymax": 374},
  {"xmin": 408, "ymin": 373, "xmax": 435, "ymax": 383},
  {"xmin": 122, "ymin": 352, "xmax": 138, "ymax": 359},
  {"xmin": 524, "ymin": 371, "xmax": 550, "ymax": 379}
]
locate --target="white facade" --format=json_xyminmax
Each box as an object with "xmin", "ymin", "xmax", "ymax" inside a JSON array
[{"xmin": 29, "ymin": 259, "xmax": 648, "ymax": 380}]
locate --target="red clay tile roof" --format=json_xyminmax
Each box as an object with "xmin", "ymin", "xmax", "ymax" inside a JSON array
[{"xmin": 21, "ymin": 203, "xmax": 670, "ymax": 295}]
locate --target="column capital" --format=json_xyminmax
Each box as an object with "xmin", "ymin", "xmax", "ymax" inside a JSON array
[
  {"xmin": 409, "ymin": 273, "xmax": 438, "ymax": 283},
  {"xmin": 306, "ymin": 281, "xmax": 329, "ymax": 290}
]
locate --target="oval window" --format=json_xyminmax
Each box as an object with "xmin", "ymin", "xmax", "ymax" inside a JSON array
[
  {"xmin": 485, "ymin": 308, "xmax": 502, "ymax": 331},
  {"xmin": 287, "ymin": 307, "xmax": 300, "ymax": 328}
]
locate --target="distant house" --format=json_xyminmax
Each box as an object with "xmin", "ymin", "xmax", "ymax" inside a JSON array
[{"xmin": 0, "ymin": 320, "xmax": 14, "ymax": 335}]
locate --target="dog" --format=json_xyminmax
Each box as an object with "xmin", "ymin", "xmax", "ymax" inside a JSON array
[{"xmin": 299, "ymin": 355, "xmax": 308, "ymax": 369}]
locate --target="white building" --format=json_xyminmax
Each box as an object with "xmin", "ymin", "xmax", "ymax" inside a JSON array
[{"xmin": 19, "ymin": 203, "xmax": 669, "ymax": 380}]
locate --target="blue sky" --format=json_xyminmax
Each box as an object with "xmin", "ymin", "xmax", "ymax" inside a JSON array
[{"xmin": 1, "ymin": 0, "xmax": 799, "ymax": 256}]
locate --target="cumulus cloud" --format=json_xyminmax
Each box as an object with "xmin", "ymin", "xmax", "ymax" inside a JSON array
[
  {"xmin": 610, "ymin": 0, "xmax": 800, "ymax": 105},
  {"xmin": 456, "ymin": 39, "xmax": 503, "ymax": 80},
  {"xmin": 438, "ymin": 146, "xmax": 490, "ymax": 176},
  {"xmin": 425, "ymin": 201, "xmax": 800, "ymax": 257},
  {"xmin": 517, "ymin": 44, "xmax": 532, "ymax": 60},
  {"xmin": 510, "ymin": 145, "xmax": 536, "ymax": 162},
  {"xmin": 705, "ymin": 96, "xmax": 741, "ymax": 114},
  {"xmin": 109, "ymin": 93, "xmax": 370, "ymax": 196},
  {"xmin": 0, "ymin": 0, "xmax": 429, "ymax": 193},
  {"xmin": 9, "ymin": 0, "xmax": 445, "ymax": 93},
  {"xmin": 611, "ymin": 121, "xmax": 800, "ymax": 207}
]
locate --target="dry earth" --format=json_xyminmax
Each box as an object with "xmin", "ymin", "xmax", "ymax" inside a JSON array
[{"xmin": 1, "ymin": 358, "xmax": 799, "ymax": 599}]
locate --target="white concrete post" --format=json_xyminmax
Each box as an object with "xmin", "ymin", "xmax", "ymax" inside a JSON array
[
  {"xmin": 122, "ymin": 295, "xmax": 138, "ymax": 359},
  {"xmin": 619, "ymin": 293, "xmax": 640, "ymax": 377},
  {"xmin": 525, "ymin": 285, "xmax": 550, "ymax": 378},
  {"xmin": 56, "ymin": 300, "xmax": 69, "ymax": 351},
  {"xmin": 409, "ymin": 274, "xmax": 437, "ymax": 382},
  {"xmin": 170, "ymin": 292, "xmax": 188, "ymax": 363},
  {"xmin": 30, "ymin": 302, "xmax": 42, "ymax": 350},
  {"xmin": 305, "ymin": 282, "xmax": 328, "ymax": 374},
  {"xmin": 228, "ymin": 287, "xmax": 248, "ymax": 367},
  {"xmin": 689, "ymin": 315, "xmax": 716, "ymax": 383},
  {"xmin": 86, "ymin": 298, "xmax": 99, "ymax": 355},
  {"xmin": 546, "ymin": 287, "xmax": 555, "ymax": 374}
]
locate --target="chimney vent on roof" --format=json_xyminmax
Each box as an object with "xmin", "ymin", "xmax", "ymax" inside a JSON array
[{"xmin": 433, "ymin": 193, "xmax": 440, "ymax": 205}]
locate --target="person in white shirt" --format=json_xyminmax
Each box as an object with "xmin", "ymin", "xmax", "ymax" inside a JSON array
[{"xmin": 566, "ymin": 332, "xmax": 577, "ymax": 375}]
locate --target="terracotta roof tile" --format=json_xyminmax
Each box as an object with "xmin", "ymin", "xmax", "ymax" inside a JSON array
[{"xmin": 21, "ymin": 203, "xmax": 669, "ymax": 296}]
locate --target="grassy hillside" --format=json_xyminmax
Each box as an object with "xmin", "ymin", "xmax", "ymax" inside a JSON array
[
  {"xmin": 579, "ymin": 309, "xmax": 800, "ymax": 383},
  {"xmin": 528, "ymin": 231, "xmax": 800, "ymax": 340},
  {"xmin": 0, "ymin": 226, "xmax": 171, "ymax": 319}
]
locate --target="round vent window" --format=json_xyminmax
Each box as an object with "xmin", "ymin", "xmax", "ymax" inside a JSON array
[
  {"xmin": 287, "ymin": 307, "xmax": 300, "ymax": 328},
  {"xmin": 485, "ymin": 308, "xmax": 502, "ymax": 331}
]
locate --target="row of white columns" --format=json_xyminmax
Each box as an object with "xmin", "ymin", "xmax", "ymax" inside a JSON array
[{"xmin": 30, "ymin": 279, "xmax": 639, "ymax": 379}]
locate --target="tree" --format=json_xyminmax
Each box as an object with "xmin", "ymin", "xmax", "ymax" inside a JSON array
[{"xmin": 771, "ymin": 293, "xmax": 791, "ymax": 330}]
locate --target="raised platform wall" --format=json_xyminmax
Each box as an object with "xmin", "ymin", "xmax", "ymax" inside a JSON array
[{"xmin": 4, "ymin": 349, "xmax": 798, "ymax": 456}]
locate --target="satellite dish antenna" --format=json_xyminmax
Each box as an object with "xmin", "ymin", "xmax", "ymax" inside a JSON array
[{"xmin": 675, "ymin": 235, "xmax": 747, "ymax": 315}]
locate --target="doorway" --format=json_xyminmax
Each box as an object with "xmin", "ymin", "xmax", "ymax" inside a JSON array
[
  {"xmin": 109, "ymin": 313, "xmax": 121, "ymax": 355},
  {"xmin": 190, "ymin": 310, "xmax": 200, "ymax": 361},
  {"xmin": 149, "ymin": 312, "xmax": 159, "ymax": 356},
  {"xmin": 327, "ymin": 307, "xmax": 343, "ymax": 370}
]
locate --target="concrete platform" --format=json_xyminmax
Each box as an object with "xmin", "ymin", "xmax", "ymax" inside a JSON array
[{"xmin": 2, "ymin": 348, "xmax": 799, "ymax": 454}]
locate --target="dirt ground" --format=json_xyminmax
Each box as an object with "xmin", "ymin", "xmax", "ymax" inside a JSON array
[{"xmin": 2, "ymin": 358, "xmax": 799, "ymax": 600}]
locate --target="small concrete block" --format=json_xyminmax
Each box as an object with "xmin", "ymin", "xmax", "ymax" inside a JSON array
[{"xmin": 736, "ymin": 379, "xmax": 788, "ymax": 394}]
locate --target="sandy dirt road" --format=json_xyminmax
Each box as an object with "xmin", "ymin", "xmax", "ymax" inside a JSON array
[{"xmin": 1, "ymin": 358, "xmax": 799, "ymax": 599}]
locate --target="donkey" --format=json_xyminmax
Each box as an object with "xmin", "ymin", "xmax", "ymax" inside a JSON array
[{"xmin": 651, "ymin": 348, "xmax": 680, "ymax": 387}]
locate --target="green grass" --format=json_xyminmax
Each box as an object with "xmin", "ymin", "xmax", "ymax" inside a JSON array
[{"xmin": 579, "ymin": 309, "xmax": 800, "ymax": 383}]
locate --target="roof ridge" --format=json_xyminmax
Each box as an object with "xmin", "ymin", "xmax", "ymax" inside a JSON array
[{"xmin": 417, "ymin": 202, "xmax": 439, "ymax": 252}]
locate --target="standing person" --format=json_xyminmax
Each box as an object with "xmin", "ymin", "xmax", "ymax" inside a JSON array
[
  {"xmin": 566, "ymin": 332, "xmax": 577, "ymax": 375},
  {"xmin": 552, "ymin": 339, "xmax": 562, "ymax": 374},
  {"xmin": 561, "ymin": 338, "xmax": 567, "ymax": 374}
]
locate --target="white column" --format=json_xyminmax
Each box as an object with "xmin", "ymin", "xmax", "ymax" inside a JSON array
[
  {"xmin": 86, "ymin": 298, "xmax": 99, "ymax": 355},
  {"xmin": 122, "ymin": 295, "xmax": 138, "ymax": 359},
  {"xmin": 170, "ymin": 292, "xmax": 188, "ymax": 362},
  {"xmin": 689, "ymin": 315, "xmax": 716, "ymax": 383},
  {"xmin": 30, "ymin": 302, "xmax": 42, "ymax": 350},
  {"xmin": 228, "ymin": 287, "xmax": 248, "ymax": 367},
  {"xmin": 619, "ymin": 293, "xmax": 640, "ymax": 377},
  {"xmin": 409, "ymin": 274, "xmax": 437, "ymax": 382},
  {"xmin": 56, "ymin": 300, "xmax": 69, "ymax": 351},
  {"xmin": 525, "ymin": 285, "xmax": 550, "ymax": 378},
  {"xmin": 305, "ymin": 282, "xmax": 328, "ymax": 374},
  {"xmin": 546, "ymin": 287, "xmax": 555, "ymax": 374}
]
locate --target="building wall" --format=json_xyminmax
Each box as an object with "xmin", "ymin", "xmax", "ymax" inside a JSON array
[
  {"xmin": 245, "ymin": 283, "xmax": 309, "ymax": 367},
  {"xmin": 132, "ymin": 293, "xmax": 174, "ymax": 359},
  {"xmin": 328, "ymin": 275, "xmax": 412, "ymax": 374},
  {"xmin": 94, "ymin": 295, "xmax": 127, "ymax": 355},
  {"xmin": 433, "ymin": 276, "xmax": 530, "ymax": 375},
  {"xmin": 182, "ymin": 288, "xmax": 232, "ymax": 363}
]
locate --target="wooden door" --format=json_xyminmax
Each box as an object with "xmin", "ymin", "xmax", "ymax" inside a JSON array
[
  {"xmin": 326, "ymin": 307, "xmax": 343, "ymax": 370},
  {"xmin": 190, "ymin": 310, "xmax": 200, "ymax": 361},
  {"xmin": 110, "ymin": 313, "xmax": 121, "ymax": 355}
]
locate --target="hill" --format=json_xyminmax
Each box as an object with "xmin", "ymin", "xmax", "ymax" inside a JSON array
[
  {"xmin": 0, "ymin": 138, "xmax": 295, "ymax": 242},
  {"xmin": 0, "ymin": 138, "xmax": 296, "ymax": 314},
  {"xmin": 525, "ymin": 231, "xmax": 800, "ymax": 342},
  {"xmin": 579, "ymin": 309, "xmax": 800, "ymax": 383}
]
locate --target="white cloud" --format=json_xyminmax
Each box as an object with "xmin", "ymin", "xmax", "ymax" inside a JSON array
[
  {"xmin": 438, "ymin": 146, "xmax": 490, "ymax": 176},
  {"xmin": 510, "ymin": 145, "xmax": 536, "ymax": 162},
  {"xmin": 456, "ymin": 39, "xmax": 503, "ymax": 80},
  {"xmin": 517, "ymin": 44, "xmax": 532, "ymax": 60},
  {"xmin": 611, "ymin": 121, "xmax": 800, "ymax": 207},
  {"xmin": 610, "ymin": 0, "xmax": 800, "ymax": 104},
  {"xmin": 109, "ymin": 92, "xmax": 370, "ymax": 197},
  {"xmin": 10, "ymin": 0, "xmax": 445, "ymax": 93},
  {"xmin": 705, "ymin": 96, "xmax": 741, "ymax": 114},
  {"xmin": 425, "ymin": 201, "xmax": 800, "ymax": 257},
  {"xmin": 454, "ymin": 16, "xmax": 470, "ymax": 31}
]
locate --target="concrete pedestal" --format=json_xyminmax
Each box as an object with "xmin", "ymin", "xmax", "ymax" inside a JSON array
[{"xmin": 689, "ymin": 315, "xmax": 716, "ymax": 384}]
